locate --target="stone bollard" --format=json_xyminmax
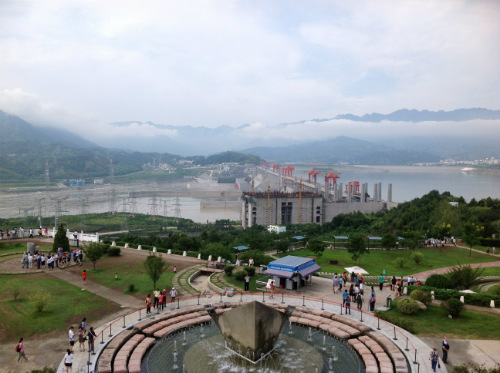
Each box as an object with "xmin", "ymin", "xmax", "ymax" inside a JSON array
[
  {"xmin": 153, "ymin": 247, "xmax": 157, "ymax": 252},
  {"xmin": 197, "ymin": 254, "xmax": 201, "ymax": 260},
  {"xmin": 431, "ymin": 291, "xmax": 435, "ymax": 300},
  {"xmin": 218, "ymin": 256, "xmax": 222, "ymax": 263},
  {"xmin": 167, "ymin": 249, "xmax": 171, "ymax": 254},
  {"xmin": 183, "ymin": 251, "xmax": 187, "ymax": 256},
  {"xmin": 460, "ymin": 296, "xmax": 464, "ymax": 303},
  {"xmin": 491, "ymin": 300, "xmax": 495, "ymax": 308},
  {"xmin": 124, "ymin": 243, "xmax": 129, "ymax": 249},
  {"xmin": 208, "ymin": 255, "xmax": 212, "ymax": 262},
  {"xmin": 111, "ymin": 241, "xmax": 116, "ymax": 247},
  {"xmin": 403, "ymin": 287, "xmax": 408, "ymax": 295},
  {"xmin": 137, "ymin": 245, "xmax": 142, "ymax": 250}
]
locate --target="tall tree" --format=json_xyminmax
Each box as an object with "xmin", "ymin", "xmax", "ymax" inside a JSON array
[
  {"xmin": 347, "ymin": 234, "xmax": 368, "ymax": 264},
  {"xmin": 52, "ymin": 223, "xmax": 69, "ymax": 252},
  {"xmin": 462, "ymin": 222, "xmax": 482, "ymax": 257},
  {"xmin": 308, "ymin": 238, "xmax": 325, "ymax": 258},
  {"xmin": 83, "ymin": 242, "xmax": 104, "ymax": 269},
  {"xmin": 381, "ymin": 233, "xmax": 397, "ymax": 250},
  {"xmin": 143, "ymin": 252, "xmax": 167, "ymax": 289}
]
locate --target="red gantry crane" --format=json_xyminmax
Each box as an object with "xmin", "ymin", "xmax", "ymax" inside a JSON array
[
  {"xmin": 308, "ymin": 170, "xmax": 320, "ymax": 184},
  {"xmin": 345, "ymin": 180, "xmax": 360, "ymax": 194},
  {"xmin": 273, "ymin": 163, "xmax": 282, "ymax": 173},
  {"xmin": 325, "ymin": 173, "xmax": 340, "ymax": 188}
]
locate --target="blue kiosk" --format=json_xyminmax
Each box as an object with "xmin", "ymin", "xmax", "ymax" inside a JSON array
[{"xmin": 265, "ymin": 255, "xmax": 321, "ymax": 290}]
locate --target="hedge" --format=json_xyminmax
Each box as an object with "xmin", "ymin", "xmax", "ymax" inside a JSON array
[
  {"xmin": 408, "ymin": 285, "xmax": 500, "ymax": 308},
  {"xmin": 479, "ymin": 238, "xmax": 500, "ymax": 247}
]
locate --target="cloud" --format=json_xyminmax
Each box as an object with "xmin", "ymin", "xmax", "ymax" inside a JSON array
[{"xmin": 0, "ymin": 0, "xmax": 498, "ymax": 132}]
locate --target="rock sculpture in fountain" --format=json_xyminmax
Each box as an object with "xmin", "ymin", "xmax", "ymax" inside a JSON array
[{"xmin": 212, "ymin": 301, "xmax": 288, "ymax": 363}]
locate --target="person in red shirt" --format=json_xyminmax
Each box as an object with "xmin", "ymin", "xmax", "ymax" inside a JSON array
[{"xmin": 82, "ymin": 270, "xmax": 87, "ymax": 285}]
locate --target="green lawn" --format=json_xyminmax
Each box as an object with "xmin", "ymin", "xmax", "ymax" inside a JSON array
[
  {"xmin": 377, "ymin": 301, "xmax": 500, "ymax": 339},
  {"xmin": 0, "ymin": 273, "xmax": 121, "ymax": 341},
  {"xmin": 481, "ymin": 267, "xmax": 500, "ymax": 277},
  {"xmin": 0, "ymin": 242, "xmax": 53, "ymax": 255},
  {"xmin": 87, "ymin": 256, "xmax": 176, "ymax": 295},
  {"xmin": 280, "ymin": 246, "xmax": 499, "ymax": 277}
]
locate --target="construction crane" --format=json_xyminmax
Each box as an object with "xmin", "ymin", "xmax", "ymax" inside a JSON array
[
  {"xmin": 345, "ymin": 181, "xmax": 360, "ymax": 194},
  {"xmin": 273, "ymin": 163, "xmax": 281, "ymax": 173},
  {"xmin": 325, "ymin": 173, "xmax": 340, "ymax": 188},
  {"xmin": 282, "ymin": 166, "xmax": 295, "ymax": 177},
  {"xmin": 308, "ymin": 170, "xmax": 320, "ymax": 184}
]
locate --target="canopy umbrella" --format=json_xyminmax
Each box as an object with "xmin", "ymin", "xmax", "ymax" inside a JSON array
[{"xmin": 344, "ymin": 266, "xmax": 369, "ymax": 275}]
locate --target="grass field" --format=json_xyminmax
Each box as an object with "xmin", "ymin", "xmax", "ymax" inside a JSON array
[
  {"xmin": 0, "ymin": 242, "xmax": 53, "ymax": 255},
  {"xmin": 378, "ymin": 301, "xmax": 500, "ymax": 340},
  {"xmin": 279, "ymin": 246, "xmax": 499, "ymax": 276},
  {"xmin": 0, "ymin": 273, "xmax": 121, "ymax": 341},
  {"xmin": 86, "ymin": 256, "xmax": 176, "ymax": 296}
]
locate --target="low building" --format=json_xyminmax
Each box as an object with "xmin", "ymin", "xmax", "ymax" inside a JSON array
[
  {"xmin": 268, "ymin": 225, "xmax": 286, "ymax": 233},
  {"xmin": 265, "ymin": 255, "xmax": 321, "ymax": 290}
]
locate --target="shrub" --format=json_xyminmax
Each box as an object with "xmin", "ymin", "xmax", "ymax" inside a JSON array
[
  {"xmin": 442, "ymin": 298, "xmax": 464, "ymax": 318},
  {"xmin": 127, "ymin": 284, "xmax": 136, "ymax": 293},
  {"xmin": 410, "ymin": 289, "xmax": 432, "ymax": 306},
  {"xmin": 244, "ymin": 266, "xmax": 256, "ymax": 276},
  {"xmin": 393, "ymin": 257, "xmax": 406, "ymax": 269},
  {"xmin": 28, "ymin": 367, "xmax": 57, "ymax": 373},
  {"xmin": 329, "ymin": 259, "xmax": 339, "ymax": 265},
  {"xmin": 408, "ymin": 285, "xmax": 500, "ymax": 308},
  {"xmin": 234, "ymin": 270, "xmax": 246, "ymax": 281},
  {"xmin": 425, "ymin": 274, "xmax": 452, "ymax": 289},
  {"xmin": 28, "ymin": 289, "xmax": 52, "ymax": 313},
  {"xmin": 411, "ymin": 251, "xmax": 424, "ymax": 265},
  {"xmin": 224, "ymin": 265, "xmax": 235, "ymax": 276},
  {"xmin": 8, "ymin": 280, "xmax": 22, "ymax": 300},
  {"xmin": 447, "ymin": 264, "xmax": 485, "ymax": 290},
  {"xmin": 107, "ymin": 247, "xmax": 121, "ymax": 257},
  {"xmin": 397, "ymin": 298, "xmax": 419, "ymax": 315}
]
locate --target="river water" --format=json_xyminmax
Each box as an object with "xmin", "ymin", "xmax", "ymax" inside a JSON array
[{"xmin": 0, "ymin": 166, "xmax": 498, "ymax": 224}]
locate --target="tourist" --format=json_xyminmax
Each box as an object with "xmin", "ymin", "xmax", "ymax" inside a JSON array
[
  {"xmin": 145, "ymin": 294, "xmax": 152, "ymax": 313},
  {"xmin": 158, "ymin": 291, "xmax": 165, "ymax": 310},
  {"xmin": 41, "ymin": 253, "xmax": 46, "ymax": 269},
  {"xmin": 170, "ymin": 287, "xmax": 178, "ymax": 302},
  {"xmin": 173, "ymin": 266, "xmax": 177, "ymax": 274},
  {"xmin": 248, "ymin": 257, "xmax": 254, "ymax": 266},
  {"xmin": 28, "ymin": 253, "xmax": 33, "ymax": 269},
  {"xmin": 332, "ymin": 275, "xmax": 339, "ymax": 294},
  {"xmin": 378, "ymin": 273, "xmax": 384, "ymax": 291},
  {"xmin": 29, "ymin": 228, "xmax": 33, "ymax": 238},
  {"xmin": 349, "ymin": 284, "xmax": 355, "ymax": 297},
  {"xmin": 78, "ymin": 326, "xmax": 86, "ymax": 351},
  {"xmin": 79, "ymin": 250, "xmax": 84, "ymax": 265},
  {"xmin": 356, "ymin": 293, "xmax": 363, "ymax": 310},
  {"xmin": 429, "ymin": 347, "xmax": 439, "ymax": 372},
  {"xmin": 391, "ymin": 276, "xmax": 396, "ymax": 291},
  {"xmin": 64, "ymin": 349, "xmax": 73, "ymax": 373},
  {"xmin": 369, "ymin": 287, "xmax": 376, "ymax": 312},
  {"xmin": 80, "ymin": 317, "xmax": 88, "ymax": 332},
  {"xmin": 338, "ymin": 276, "xmax": 343, "ymax": 290},
  {"xmin": 68, "ymin": 326, "xmax": 75, "ymax": 352},
  {"xmin": 16, "ymin": 337, "xmax": 29, "ymax": 363},
  {"xmin": 82, "ymin": 270, "xmax": 87, "ymax": 286},
  {"xmin": 87, "ymin": 327, "xmax": 97, "ymax": 354},
  {"xmin": 344, "ymin": 293, "xmax": 351, "ymax": 314},
  {"xmin": 342, "ymin": 289, "xmax": 348, "ymax": 306},
  {"xmin": 269, "ymin": 280, "xmax": 275, "ymax": 298},
  {"xmin": 442, "ymin": 337, "xmax": 450, "ymax": 364},
  {"xmin": 154, "ymin": 288, "xmax": 160, "ymax": 308},
  {"xmin": 244, "ymin": 273, "xmax": 250, "ymax": 292},
  {"xmin": 21, "ymin": 253, "xmax": 28, "ymax": 269}
]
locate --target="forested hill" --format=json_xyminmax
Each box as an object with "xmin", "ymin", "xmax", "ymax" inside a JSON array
[{"xmin": 0, "ymin": 111, "xmax": 261, "ymax": 182}]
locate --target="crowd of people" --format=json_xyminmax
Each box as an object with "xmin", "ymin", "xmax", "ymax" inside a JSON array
[
  {"xmin": 145, "ymin": 287, "xmax": 178, "ymax": 313},
  {"xmin": 0, "ymin": 227, "xmax": 50, "ymax": 240},
  {"xmin": 20, "ymin": 247, "xmax": 84, "ymax": 270}
]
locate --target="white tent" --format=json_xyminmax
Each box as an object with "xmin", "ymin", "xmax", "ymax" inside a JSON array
[{"xmin": 344, "ymin": 266, "xmax": 369, "ymax": 275}]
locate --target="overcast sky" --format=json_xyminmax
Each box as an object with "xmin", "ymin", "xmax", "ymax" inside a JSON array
[{"xmin": 0, "ymin": 0, "xmax": 499, "ymax": 141}]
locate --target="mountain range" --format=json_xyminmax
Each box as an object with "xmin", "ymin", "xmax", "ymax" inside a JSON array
[{"xmin": 0, "ymin": 108, "xmax": 499, "ymax": 180}]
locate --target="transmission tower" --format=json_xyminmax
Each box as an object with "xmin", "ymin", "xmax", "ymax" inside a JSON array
[
  {"xmin": 51, "ymin": 197, "xmax": 69, "ymax": 228},
  {"xmin": 148, "ymin": 193, "xmax": 159, "ymax": 217},
  {"xmin": 19, "ymin": 206, "xmax": 35, "ymax": 227},
  {"xmin": 108, "ymin": 157, "xmax": 117, "ymax": 213},
  {"xmin": 129, "ymin": 192, "xmax": 138, "ymax": 214},
  {"xmin": 77, "ymin": 198, "xmax": 90, "ymax": 231},
  {"xmin": 120, "ymin": 198, "xmax": 130, "ymax": 213},
  {"xmin": 44, "ymin": 160, "xmax": 50, "ymax": 188},
  {"xmin": 172, "ymin": 196, "xmax": 182, "ymax": 218},
  {"xmin": 36, "ymin": 197, "xmax": 46, "ymax": 227}
]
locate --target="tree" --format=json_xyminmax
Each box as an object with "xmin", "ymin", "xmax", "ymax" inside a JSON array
[
  {"xmin": 52, "ymin": 223, "xmax": 70, "ymax": 252},
  {"xmin": 347, "ymin": 234, "xmax": 368, "ymax": 264},
  {"xmin": 381, "ymin": 233, "xmax": 397, "ymax": 250},
  {"xmin": 400, "ymin": 231, "xmax": 421, "ymax": 250},
  {"xmin": 28, "ymin": 289, "xmax": 52, "ymax": 313},
  {"xmin": 462, "ymin": 222, "xmax": 482, "ymax": 257},
  {"xmin": 143, "ymin": 252, "xmax": 167, "ymax": 289},
  {"xmin": 308, "ymin": 238, "xmax": 325, "ymax": 258},
  {"xmin": 83, "ymin": 242, "xmax": 104, "ymax": 269}
]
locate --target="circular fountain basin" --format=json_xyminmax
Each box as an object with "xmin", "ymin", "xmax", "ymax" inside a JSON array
[{"xmin": 144, "ymin": 323, "xmax": 364, "ymax": 373}]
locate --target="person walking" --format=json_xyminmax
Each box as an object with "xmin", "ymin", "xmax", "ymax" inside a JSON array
[
  {"xmin": 269, "ymin": 280, "xmax": 275, "ymax": 299},
  {"xmin": 82, "ymin": 270, "xmax": 87, "ymax": 286},
  {"xmin": 356, "ymin": 293, "xmax": 363, "ymax": 310},
  {"xmin": 442, "ymin": 337, "xmax": 450, "ymax": 364},
  {"xmin": 369, "ymin": 287, "xmax": 376, "ymax": 312},
  {"xmin": 64, "ymin": 349, "xmax": 73, "ymax": 373},
  {"xmin": 87, "ymin": 327, "xmax": 97, "ymax": 354},
  {"xmin": 16, "ymin": 338, "xmax": 29, "ymax": 363},
  {"xmin": 332, "ymin": 275, "xmax": 339, "ymax": 294},
  {"xmin": 429, "ymin": 347, "xmax": 439, "ymax": 372},
  {"xmin": 170, "ymin": 287, "xmax": 178, "ymax": 303},
  {"xmin": 345, "ymin": 293, "xmax": 351, "ymax": 314},
  {"xmin": 378, "ymin": 273, "xmax": 384, "ymax": 291},
  {"xmin": 145, "ymin": 294, "xmax": 152, "ymax": 313},
  {"xmin": 68, "ymin": 326, "xmax": 75, "ymax": 352},
  {"xmin": 78, "ymin": 326, "xmax": 86, "ymax": 352},
  {"xmin": 244, "ymin": 274, "xmax": 250, "ymax": 292}
]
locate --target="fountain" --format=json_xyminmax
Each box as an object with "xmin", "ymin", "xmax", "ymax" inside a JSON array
[{"xmin": 143, "ymin": 301, "xmax": 364, "ymax": 373}]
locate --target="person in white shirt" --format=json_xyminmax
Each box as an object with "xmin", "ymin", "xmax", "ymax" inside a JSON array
[
  {"xmin": 68, "ymin": 326, "xmax": 75, "ymax": 352},
  {"xmin": 64, "ymin": 349, "xmax": 73, "ymax": 373}
]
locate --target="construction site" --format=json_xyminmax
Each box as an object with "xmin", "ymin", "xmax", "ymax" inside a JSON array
[{"xmin": 241, "ymin": 162, "xmax": 398, "ymax": 228}]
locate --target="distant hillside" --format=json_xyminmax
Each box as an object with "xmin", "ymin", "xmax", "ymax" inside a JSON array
[
  {"xmin": 334, "ymin": 108, "xmax": 500, "ymax": 122},
  {"xmin": 243, "ymin": 136, "xmax": 440, "ymax": 164}
]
